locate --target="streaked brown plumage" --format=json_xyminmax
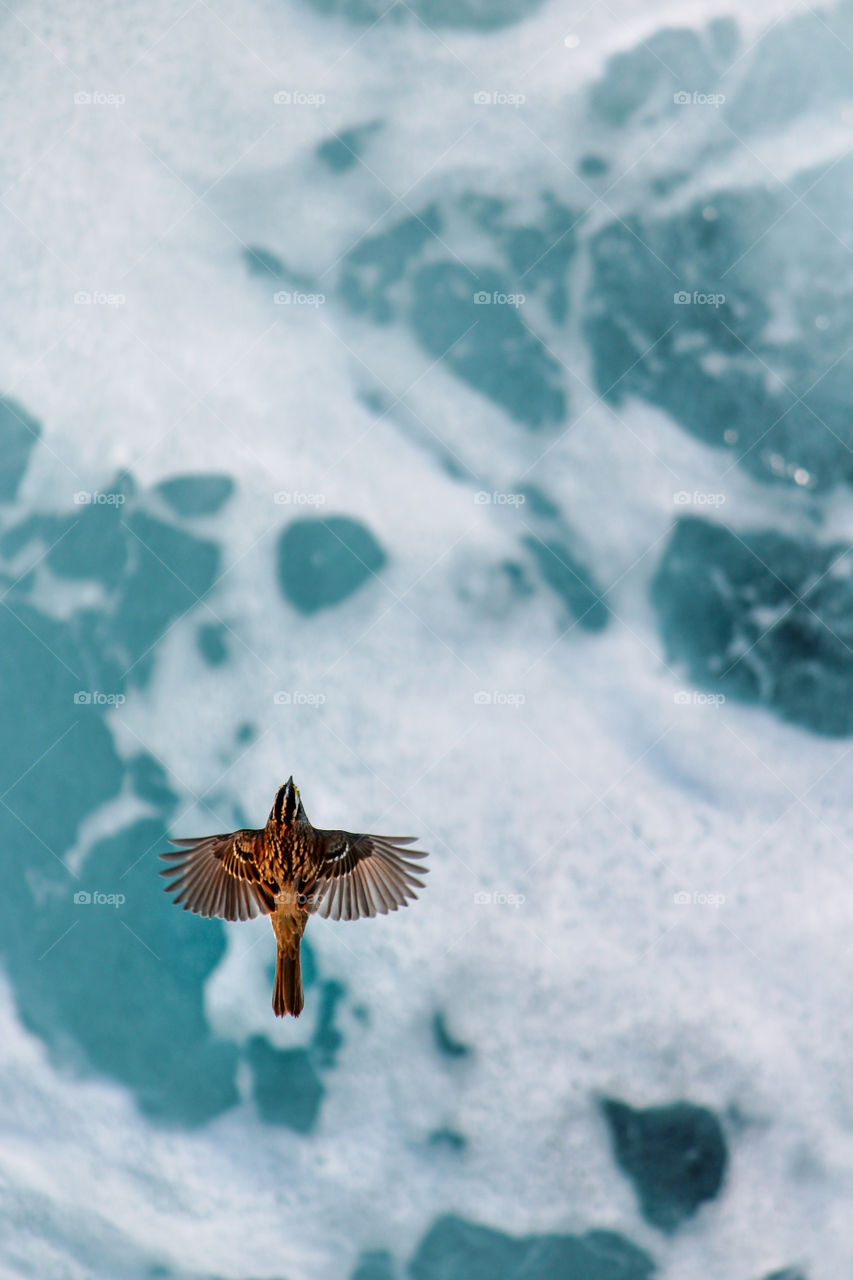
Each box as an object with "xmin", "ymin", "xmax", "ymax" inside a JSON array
[{"xmin": 159, "ymin": 777, "xmax": 428, "ymax": 1017}]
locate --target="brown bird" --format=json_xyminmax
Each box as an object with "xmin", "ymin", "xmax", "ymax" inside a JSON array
[{"xmin": 159, "ymin": 777, "xmax": 428, "ymax": 1017}]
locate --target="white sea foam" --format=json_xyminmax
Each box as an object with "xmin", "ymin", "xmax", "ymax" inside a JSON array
[{"xmin": 0, "ymin": 0, "xmax": 850, "ymax": 1276}]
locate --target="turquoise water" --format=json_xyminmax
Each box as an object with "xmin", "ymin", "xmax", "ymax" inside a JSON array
[{"xmin": 0, "ymin": 0, "xmax": 851, "ymax": 1276}]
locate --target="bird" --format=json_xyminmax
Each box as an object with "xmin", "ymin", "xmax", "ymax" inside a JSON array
[{"xmin": 159, "ymin": 777, "xmax": 428, "ymax": 1017}]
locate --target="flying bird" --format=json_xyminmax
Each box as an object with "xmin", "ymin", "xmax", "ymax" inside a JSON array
[{"xmin": 159, "ymin": 778, "xmax": 428, "ymax": 1017}]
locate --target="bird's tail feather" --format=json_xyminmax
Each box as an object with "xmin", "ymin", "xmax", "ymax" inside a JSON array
[{"xmin": 273, "ymin": 945, "xmax": 303, "ymax": 1017}]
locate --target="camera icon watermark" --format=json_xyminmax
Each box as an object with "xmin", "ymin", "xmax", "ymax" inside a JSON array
[
  {"xmin": 273, "ymin": 290, "xmax": 325, "ymax": 307},
  {"xmin": 74, "ymin": 291, "xmax": 125, "ymax": 307},
  {"xmin": 73, "ymin": 490, "xmax": 126, "ymax": 506},
  {"xmin": 273, "ymin": 491, "xmax": 327, "ymax": 505},
  {"xmin": 474, "ymin": 491, "xmax": 526, "ymax": 506},
  {"xmin": 474, "ymin": 890, "xmax": 526, "ymax": 907},
  {"xmin": 276, "ymin": 887, "xmax": 324, "ymax": 909},
  {"xmin": 673, "ymin": 491, "xmax": 726, "ymax": 506},
  {"xmin": 273, "ymin": 691, "xmax": 327, "ymax": 707},
  {"xmin": 673, "ymin": 90, "xmax": 725, "ymax": 108},
  {"xmin": 473, "ymin": 291, "xmax": 525, "ymax": 307},
  {"xmin": 74, "ymin": 889, "xmax": 126, "ymax": 907},
  {"xmin": 473, "ymin": 91, "xmax": 526, "ymax": 107},
  {"xmin": 673, "ymin": 889, "xmax": 725, "ymax": 907},
  {"xmin": 74, "ymin": 690, "xmax": 127, "ymax": 706},
  {"xmin": 673, "ymin": 290, "xmax": 726, "ymax": 306},
  {"xmin": 673, "ymin": 690, "xmax": 726, "ymax": 706},
  {"xmin": 273, "ymin": 90, "xmax": 326, "ymax": 106},
  {"xmin": 73, "ymin": 91, "xmax": 126, "ymax": 107},
  {"xmin": 473, "ymin": 690, "xmax": 526, "ymax": 707}
]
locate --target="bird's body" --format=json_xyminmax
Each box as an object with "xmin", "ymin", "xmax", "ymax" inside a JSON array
[{"xmin": 160, "ymin": 778, "xmax": 428, "ymax": 1017}]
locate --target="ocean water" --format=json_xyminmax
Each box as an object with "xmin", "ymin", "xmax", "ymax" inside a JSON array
[{"xmin": 1, "ymin": 0, "xmax": 852, "ymax": 1276}]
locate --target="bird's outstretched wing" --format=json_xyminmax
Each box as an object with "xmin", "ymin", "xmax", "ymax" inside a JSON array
[
  {"xmin": 310, "ymin": 832, "xmax": 428, "ymax": 921},
  {"xmin": 159, "ymin": 829, "xmax": 275, "ymax": 921}
]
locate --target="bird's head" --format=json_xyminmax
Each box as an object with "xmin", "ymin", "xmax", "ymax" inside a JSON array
[{"xmin": 268, "ymin": 776, "xmax": 307, "ymax": 828}]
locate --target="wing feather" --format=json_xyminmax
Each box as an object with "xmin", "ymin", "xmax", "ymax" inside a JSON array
[
  {"xmin": 159, "ymin": 829, "xmax": 274, "ymax": 921},
  {"xmin": 311, "ymin": 831, "xmax": 429, "ymax": 921}
]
